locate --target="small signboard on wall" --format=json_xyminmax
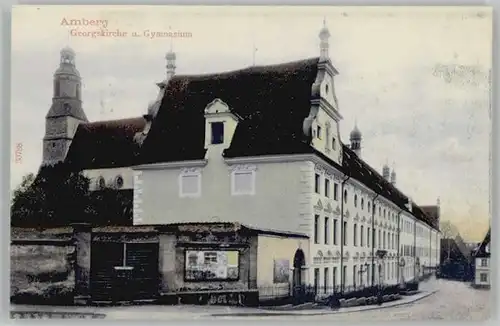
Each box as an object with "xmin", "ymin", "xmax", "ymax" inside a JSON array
[
  {"xmin": 273, "ymin": 259, "xmax": 290, "ymax": 283},
  {"xmin": 185, "ymin": 250, "xmax": 239, "ymax": 281}
]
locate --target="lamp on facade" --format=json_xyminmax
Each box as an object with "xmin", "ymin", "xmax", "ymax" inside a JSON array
[{"xmin": 358, "ymin": 262, "xmax": 370, "ymax": 288}]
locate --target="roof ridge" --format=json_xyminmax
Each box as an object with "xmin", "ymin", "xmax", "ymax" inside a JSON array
[{"xmin": 171, "ymin": 57, "xmax": 320, "ymax": 80}]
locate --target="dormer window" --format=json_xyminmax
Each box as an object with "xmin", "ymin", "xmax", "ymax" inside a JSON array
[{"xmin": 211, "ymin": 122, "xmax": 224, "ymax": 144}]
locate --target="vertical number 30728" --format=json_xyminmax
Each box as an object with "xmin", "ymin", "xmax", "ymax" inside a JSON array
[{"xmin": 14, "ymin": 143, "xmax": 23, "ymax": 164}]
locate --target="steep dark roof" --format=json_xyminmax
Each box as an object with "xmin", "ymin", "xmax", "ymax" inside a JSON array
[
  {"xmin": 475, "ymin": 227, "xmax": 490, "ymax": 258},
  {"xmin": 340, "ymin": 145, "xmax": 434, "ymax": 227},
  {"xmin": 138, "ymin": 56, "xmax": 436, "ymax": 230},
  {"xmin": 421, "ymin": 206, "xmax": 439, "ymax": 220},
  {"xmin": 65, "ymin": 117, "xmax": 146, "ymax": 170},
  {"xmin": 139, "ymin": 57, "xmax": 320, "ymax": 163}
]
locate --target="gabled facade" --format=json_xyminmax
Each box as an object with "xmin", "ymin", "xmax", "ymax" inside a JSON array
[
  {"xmin": 473, "ymin": 228, "xmax": 491, "ymax": 288},
  {"xmin": 130, "ymin": 22, "xmax": 442, "ymax": 289}
]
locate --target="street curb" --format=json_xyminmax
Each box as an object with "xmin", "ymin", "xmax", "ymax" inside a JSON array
[{"xmin": 209, "ymin": 290, "xmax": 439, "ymax": 317}]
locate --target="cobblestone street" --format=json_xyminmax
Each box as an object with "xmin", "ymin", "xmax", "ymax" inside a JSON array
[
  {"xmin": 11, "ymin": 278, "xmax": 491, "ymax": 321},
  {"xmin": 222, "ymin": 279, "xmax": 490, "ymax": 321}
]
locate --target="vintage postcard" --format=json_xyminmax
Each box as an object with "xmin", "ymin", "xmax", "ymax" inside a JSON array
[{"xmin": 10, "ymin": 5, "xmax": 491, "ymax": 320}]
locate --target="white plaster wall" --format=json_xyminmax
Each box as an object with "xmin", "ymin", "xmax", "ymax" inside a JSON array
[
  {"xmin": 474, "ymin": 257, "xmax": 490, "ymax": 285},
  {"xmin": 256, "ymin": 235, "xmax": 309, "ymax": 291},
  {"xmin": 134, "ymin": 156, "xmax": 307, "ymax": 235},
  {"xmin": 310, "ymin": 107, "xmax": 342, "ymax": 165}
]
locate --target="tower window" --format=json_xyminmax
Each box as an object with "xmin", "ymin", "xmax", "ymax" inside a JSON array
[
  {"xmin": 54, "ymin": 80, "xmax": 60, "ymax": 97},
  {"xmin": 76, "ymin": 84, "xmax": 81, "ymax": 100},
  {"xmin": 211, "ymin": 122, "xmax": 224, "ymax": 144}
]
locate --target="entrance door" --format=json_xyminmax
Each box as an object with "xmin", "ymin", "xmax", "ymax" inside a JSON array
[{"xmin": 90, "ymin": 242, "xmax": 159, "ymax": 303}]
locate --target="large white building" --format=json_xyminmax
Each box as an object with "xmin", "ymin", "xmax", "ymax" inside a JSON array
[{"xmin": 43, "ymin": 21, "xmax": 441, "ymax": 290}]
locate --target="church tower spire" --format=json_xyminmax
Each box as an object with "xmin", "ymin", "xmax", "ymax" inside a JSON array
[
  {"xmin": 43, "ymin": 46, "xmax": 88, "ymax": 166},
  {"xmin": 165, "ymin": 33, "xmax": 176, "ymax": 82},
  {"xmin": 319, "ymin": 17, "xmax": 330, "ymax": 61}
]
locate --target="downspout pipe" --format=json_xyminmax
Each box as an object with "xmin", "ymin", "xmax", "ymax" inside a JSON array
[
  {"xmin": 413, "ymin": 219, "xmax": 417, "ymax": 281},
  {"xmin": 396, "ymin": 208, "xmax": 403, "ymax": 285},
  {"xmin": 340, "ymin": 174, "xmax": 351, "ymax": 292},
  {"xmin": 370, "ymin": 193, "xmax": 379, "ymax": 287}
]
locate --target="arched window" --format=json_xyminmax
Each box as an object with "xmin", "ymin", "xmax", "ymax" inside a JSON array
[
  {"xmin": 115, "ymin": 175, "xmax": 124, "ymax": 189},
  {"xmin": 344, "ymin": 189, "xmax": 348, "ymax": 203},
  {"xmin": 354, "ymin": 194, "xmax": 358, "ymax": 207},
  {"xmin": 97, "ymin": 176, "xmax": 106, "ymax": 190},
  {"xmin": 361, "ymin": 198, "xmax": 364, "ymax": 210},
  {"xmin": 368, "ymin": 201, "xmax": 371, "ymax": 212}
]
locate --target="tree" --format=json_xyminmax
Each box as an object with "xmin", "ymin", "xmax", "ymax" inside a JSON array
[
  {"xmin": 439, "ymin": 220, "xmax": 460, "ymax": 260},
  {"xmin": 11, "ymin": 162, "xmax": 133, "ymax": 228},
  {"xmin": 11, "ymin": 163, "xmax": 94, "ymax": 228}
]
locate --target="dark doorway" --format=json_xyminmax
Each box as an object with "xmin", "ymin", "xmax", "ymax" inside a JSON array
[{"xmin": 292, "ymin": 249, "xmax": 306, "ymax": 304}]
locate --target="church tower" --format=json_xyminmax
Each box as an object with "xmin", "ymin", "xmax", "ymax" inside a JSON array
[
  {"xmin": 350, "ymin": 123, "xmax": 362, "ymax": 157},
  {"xmin": 43, "ymin": 46, "xmax": 88, "ymax": 165}
]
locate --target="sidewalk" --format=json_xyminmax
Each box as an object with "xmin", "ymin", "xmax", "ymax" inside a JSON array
[{"xmin": 11, "ymin": 279, "xmax": 439, "ymax": 319}]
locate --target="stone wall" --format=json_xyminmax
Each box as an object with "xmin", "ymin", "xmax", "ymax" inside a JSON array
[{"xmin": 10, "ymin": 242, "xmax": 75, "ymax": 304}]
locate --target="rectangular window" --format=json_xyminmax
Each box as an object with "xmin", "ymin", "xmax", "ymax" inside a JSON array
[
  {"xmin": 342, "ymin": 266, "xmax": 347, "ymax": 289},
  {"xmin": 324, "ymin": 267, "xmax": 329, "ymax": 293},
  {"xmin": 378, "ymin": 230, "xmax": 381, "ymax": 249},
  {"xmin": 179, "ymin": 173, "xmax": 201, "ymax": 197},
  {"xmin": 314, "ymin": 215, "xmax": 320, "ymax": 244},
  {"xmin": 333, "ymin": 183, "xmax": 339, "ymax": 200},
  {"xmin": 314, "ymin": 268, "xmax": 320, "ymax": 292},
  {"xmin": 317, "ymin": 125, "xmax": 322, "ymax": 139},
  {"xmin": 481, "ymin": 259, "xmax": 488, "ymax": 267},
  {"xmin": 231, "ymin": 170, "xmax": 255, "ymax": 195},
  {"xmin": 325, "ymin": 179, "xmax": 330, "ymax": 198},
  {"xmin": 353, "ymin": 224, "xmax": 358, "ymax": 247},
  {"xmin": 343, "ymin": 221, "xmax": 348, "ymax": 246},
  {"xmin": 211, "ymin": 122, "xmax": 224, "ymax": 144},
  {"xmin": 367, "ymin": 265, "xmax": 371, "ymax": 285},
  {"xmin": 367, "ymin": 227, "xmax": 371, "ymax": 248},
  {"xmin": 315, "ymin": 173, "xmax": 321, "ymax": 194},
  {"xmin": 333, "ymin": 267, "xmax": 337, "ymax": 288},
  {"xmin": 353, "ymin": 265, "xmax": 357, "ymax": 287},
  {"xmin": 324, "ymin": 217, "xmax": 330, "ymax": 245},
  {"xmin": 480, "ymin": 273, "xmax": 488, "ymax": 282},
  {"xmin": 333, "ymin": 219, "xmax": 338, "ymax": 245},
  {"xmin": 360, "ymin": 225, "xmax": 364, "ymax": 247},
  {"xmin": 332, "ymin": 137, "xmax": 336, "ymax": 150}
]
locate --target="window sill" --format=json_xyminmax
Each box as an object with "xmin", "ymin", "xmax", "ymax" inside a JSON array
[
  {"xmin": 179, "ymin": 194, "xmax": 201, "ymax": 198},
  {"xmin": 231, "ymin": 192, "xmax": 255, "ymax": 196}
]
